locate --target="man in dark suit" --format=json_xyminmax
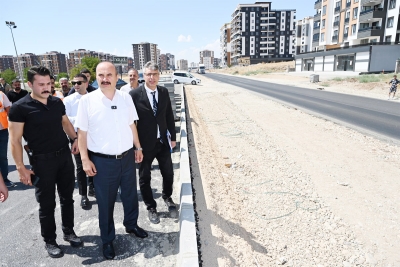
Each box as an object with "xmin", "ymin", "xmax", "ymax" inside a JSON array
[{"xmin": 130, "ymin": 61, "xmax": 177, "ymax": 224}]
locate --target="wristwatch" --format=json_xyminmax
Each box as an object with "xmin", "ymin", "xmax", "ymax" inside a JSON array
[
  {"xmin": 136, "ymin": 147, "xmax": 143, "ymax": 151},
  {"xmin": 70, "ymin": 137, "xmax": 78, "ymax": 144}
]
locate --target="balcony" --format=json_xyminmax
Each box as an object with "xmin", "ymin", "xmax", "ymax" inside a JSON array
[
  {"xmin": 334, "ymin": 6, "xmax": 341, "ymax": 14},
  {"xmin": 346, "ymin": 1, "xmax": 351, "ymax": 8},
  {"xmin": 315, "ymin": 0, "xmax": 322, "ymax": 9},
  {"xmin": 313, "ymin": 27, "xmax": 321, "ymax": 35},
  {"xmin": 357, "ymin": 26, "xmax": 383, "ymax": 38},
  {"xmin": 333, "ymin": 21, "xmax": 340, "ymax": 27},
  {"xmin": 332, "ymin": 35, "xmax": 338, "ymax": 42},
  {"xmin": 361, "ymin": 0, "xmax": 383, "ymax": 6},
  {"xmin": 345, "ymin": 17, "xmax": 350, "ymax": 24},
  {"xmin": 359, "ymin": 8, "xmax": 385, "ymax": 22},
  {"xmin": 314, "ymin": 13, "xmax": 321, "ymax": 21}
]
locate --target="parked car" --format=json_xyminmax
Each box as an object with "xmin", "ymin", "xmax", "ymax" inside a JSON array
[
  {"xmin": 138, "ymin": 72, "xmax": 145, "ymax": 83},
  {"xmin": 172, "ymin": 71, "xmax": 201, "ymax": 85}
]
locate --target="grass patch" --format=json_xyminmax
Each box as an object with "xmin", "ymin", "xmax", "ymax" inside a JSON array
[
  {"xmin": 331, "ymin": 77, "xmax": 344, "ymax": 82},
  {"xmin": 243, "ymin": 69, "xmax": 270, "ymax": 76},
  {"xmin": 358, "ymin": 75, "xmax": 381, "ymax": 83},
  {"xmin": 321, "ymin": 82, "xmax": 330, "ymax": 87}
]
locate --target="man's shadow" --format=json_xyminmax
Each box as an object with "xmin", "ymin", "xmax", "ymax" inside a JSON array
[{"xmin": 62, "ymin": 230, "xmax": 178, "ymax": 265}]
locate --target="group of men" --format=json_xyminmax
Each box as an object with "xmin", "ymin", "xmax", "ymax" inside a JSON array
[{"xmin": 0, "ymin": 61, "xmax": 178, "ymax": 261}]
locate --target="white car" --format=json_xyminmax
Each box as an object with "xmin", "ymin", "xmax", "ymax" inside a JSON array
[{"xmin": 172, "ymin": 71, "xmax": 201, "ymax": 85}]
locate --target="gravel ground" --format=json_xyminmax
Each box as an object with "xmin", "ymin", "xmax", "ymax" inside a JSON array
[{"xmin": 186, "ymin": 75, "xmax": 400, "ymax": 267}]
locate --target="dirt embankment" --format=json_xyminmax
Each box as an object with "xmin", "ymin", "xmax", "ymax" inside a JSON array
[{"xmin": 186, "ymin": 74, "xmax": 400, "ymax": 266}]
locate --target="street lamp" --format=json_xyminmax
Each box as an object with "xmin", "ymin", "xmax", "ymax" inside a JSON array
[{"xmin": 5, "ymin": 21, "xmax": 25, "ymax": 89}]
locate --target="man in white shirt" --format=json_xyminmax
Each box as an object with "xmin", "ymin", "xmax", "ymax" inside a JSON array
[
  {"xmin": 50, "ymin": 76, "xmax": 64, "ymax": 100},
  {"xmin": 120, "ymin": 68, "xmax": 139, "ymax": 94},
  {"xmin": 64, "ymin": 74, "xmax": 94, "ymax": 209},
  {"xmin": 75, "ymin": 62, "xmax": 147, "ymax": 260}
]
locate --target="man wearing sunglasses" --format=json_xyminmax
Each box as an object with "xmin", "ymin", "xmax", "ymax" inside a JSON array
[
  {"xmin": 64, "ymin": 74, "xmax": 95, "ymax": 209},
  {"xmin": 68, "ymin": 68, "xmax": 96, "ymax": 96}
]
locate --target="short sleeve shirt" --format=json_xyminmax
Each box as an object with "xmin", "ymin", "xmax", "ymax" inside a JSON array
[
  {"xmin": 0, "ymin": 92, "xmax": 12, "ymax": 130},
  {"xmin": 389, "ymin": 78, "xmax": 400, "ymax": 89},
  {"xmin": 7, "ymin": 89, "xmax": 28, "ymax": 103},
  {"xmin": 8, "ymin": 94, "xmax": 69, "ymax": 154},
  {"xmin": 75, "ymin": 89, "xmax": 139, "ymax": 155}
]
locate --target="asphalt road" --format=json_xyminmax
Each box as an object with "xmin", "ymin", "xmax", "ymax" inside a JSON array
[{"xmin": 205, "ymin": 73, "xmax": 400, "ymax": 143}]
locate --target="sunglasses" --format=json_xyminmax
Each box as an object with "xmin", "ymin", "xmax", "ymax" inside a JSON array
[{"xmin": 71, "ymin": 81, "xmax": 84, "ymax": 85}]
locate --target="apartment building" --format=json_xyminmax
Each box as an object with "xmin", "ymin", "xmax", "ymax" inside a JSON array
[
  {"xmin": 38, "ymin": 51, "xmax": 68, "ymax": 75},
  {"xmin": 214, "ymin": 58, "xmax": 222, "ymax": 68},
  {"xmin": 220, "ymin": 23, "xmax": 232, "ymax": 67},
  {"xmin": 159, "ymin": 54, "xmax": 168, "ymax": 71},
  {"xmin": 229, "ymin": 2, "xmax": 296, "ymax": 66},
  {"xmin": 0, "ymin": 55, "xmax": 15, "ymax": 72},
  {"xmin": 296, "ymin": 0, "xmax": 400, "ymax": 72},
  {"xmin": 132, "ymin": 42, "xmax": 158, "ymax": 70},
  {"xmin": 13, "ymin": 53, "xmax": 39, "ymax": 71},
  {"xmin": 199, "ymin": 50, "xmax": 214, "ymax": 69},
  {"xmin": 177, "ymin": 59, "xmax": 188, "ymax": 70},
  {"xmin": 295, "ymin": 16, "xmax": 315, "ymax": 54},
  {"xmin": 166, "ymin": 53, "xmax": 175, "ymax": 70}
]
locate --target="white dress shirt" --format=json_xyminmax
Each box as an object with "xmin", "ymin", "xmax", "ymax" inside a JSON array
[
  {"xmin": 144, "ymin": 84, "xmax": 160, "ymax": 138},
  {"xmin": 120, "ymin": 84, "xmax": 134, "ymax": 94},
  {"xmin": 64, "ymin": 92, "xmax": 87, "ymax": 132},
  {"xmin": 75, "ymin": 88, "xmax": 139, "ymax": 155}
]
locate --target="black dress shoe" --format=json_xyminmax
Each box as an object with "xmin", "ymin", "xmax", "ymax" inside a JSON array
[
  {"xmin": 126, "ymin": 226, "xmax": 148, "ymax": 238},
  {"xmin": 103, "ymin": 242, "xmax": 115, "ymax": 260},
  {"xmin": 148, "ymin": 208, "xmax": 160, "ymax": 224},
  {"xmin": 80, "ymin": 196, "xmax": 90, "ymax": 209},
  {"xmin": 45, "ymin": 241, "xmax": 64, "ymax": 258},
  {"xmin": 164, "ymin": 197, "xmax": 177, "ymax": 217},
  {"xmin": 63, "ymin": 229, "xmax": 83, "ymax": 247}
]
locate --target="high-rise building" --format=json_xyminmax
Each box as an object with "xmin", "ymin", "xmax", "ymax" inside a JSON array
[
  {"xmin": 230, "ymin": 2, "xmax": 296, "ymax": 65},
  {"xmin": 220, "ymin": 23, "xmax": 232, "ymax": 67},
  {"xmin": 200, "ymin": 50, "xmax": 214, "ymax": 69},
  {"xmin": 13, "ymin": 53, "xmax": 40, "ymax": 71},
  {"xmin": 0, "ymin": 55, "xmax": 15, "ymax": 72},
  {"xmin": 166, "ymin": 53, "xmax": 175, "ymax": 70},
  {"xmin": 132, "ymin": 42, "xmax": 158, "ymax": 70},
  {"xmin": 312, "ymin": 0, "xmax": 399, "ymax": 50},
  {"xmin": 213, "ymin": 58, "xmax": 221, "ymax": 68},
  {"xmin": 159, "ymin": 54, "xmax": 168, "ymax": 71},
  {"xmin": 67, "ymin": 49, "xmax": 115, "ymax": 71},
  {"xmin": 295, "ymin": 16, "xmax": 314, "ymax": 54},
  {"xmin": 177, "ymin": 59, "xmax": 188, "ymax": 70},
  {"xmin": 38, "ymin": 51, "xmax": 68, "ymax": 75}
]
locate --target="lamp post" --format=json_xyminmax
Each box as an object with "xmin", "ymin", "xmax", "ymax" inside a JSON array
[{"xmin": 5, "ymin": 21, "xmax": 25, "ymax": 89}]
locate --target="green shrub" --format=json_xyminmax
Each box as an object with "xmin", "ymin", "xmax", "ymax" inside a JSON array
[{"xmin": 358, "ymin": 75, "xmax": 380, "ymax": 83}]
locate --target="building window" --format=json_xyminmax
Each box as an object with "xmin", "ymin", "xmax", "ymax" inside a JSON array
[
  {"xmin": 354, "ymin": 0, "xmax": 359, "ymax": 2},
  {"xmin": 387, "ymin": 17, "xmax": 394, "ymax": 28},
  {"xmin": 389, "ymin": 0, "xmax": 396, "ymax": 9},
  {"xmin": 385, "ymin": 36, "xmax": 392, "ymax": 42},
  {"xmin": 322, "ymin": 6, "xmax": 327, "ymax": 15},
  {"xmin": 322, "ymin": 19, "xmax": 326, "ymax": 28},
  {"xmin": 251, "ymin": 13, "xmax": 254, "ymax": 17},
  {"xmin": 351, "ymin": 24, "xmax": 357, "ymax": 34},
  {"xmin": 353, "ymin": 7, "xmax": 358, "ymax": 19},
  {"xmin": 321, "ymin": 33, "xmax": 325, "ymax": 41}
]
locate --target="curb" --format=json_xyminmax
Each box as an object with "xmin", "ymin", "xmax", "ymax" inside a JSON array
[{"xmin": 177, "ymin": 85, "xmax": 199, "ymax": 267}]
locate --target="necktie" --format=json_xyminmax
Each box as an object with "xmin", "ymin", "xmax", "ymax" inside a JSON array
[{"xmin": 151, "ymin": 91, "xmax": 157, "ymax": 116}]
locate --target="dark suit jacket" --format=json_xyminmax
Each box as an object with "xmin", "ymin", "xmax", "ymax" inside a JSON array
[{"xmin": 130, "ymin": 85, "xmax": 176, "ymax": 151}]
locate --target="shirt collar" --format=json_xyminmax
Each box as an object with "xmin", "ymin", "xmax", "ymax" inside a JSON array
[{"xmin": 144, "ymin": 83, "xmax": 157, "ymax": 94}]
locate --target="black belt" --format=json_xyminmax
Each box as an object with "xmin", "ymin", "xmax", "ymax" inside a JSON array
[
  {"xmin": 32, "ymin": 146, "xmax": 69, "ymax": 160},
  {"xmin": 89, "ymin": 149, "xmax": 130, "ymax": 159}
]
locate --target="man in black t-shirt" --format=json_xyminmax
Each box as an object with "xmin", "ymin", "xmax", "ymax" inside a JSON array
[
  {"xmin": 8, "ymin": 66, "xmax": 83, "ymax": 259},
  {"xmin": 6, "ymin": 79, "xmax": 28, "ymax": 103}
]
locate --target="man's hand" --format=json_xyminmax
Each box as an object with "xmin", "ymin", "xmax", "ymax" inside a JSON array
[
  {"xmin": 18, "ymin": 167, "xmax": 35, "ymax": 186},
  {"xmin": 71, "ymin": 140, "xmax": 79, "ymax": 154},
  {"xmin": 135, "ymin": 150, "xmax": 143, "ymax": 163},
  {"xmin": 82, "ymin": 159, "xmax": 97, "ymax": 176},
  {"xmin": 0, "ymin": 180, "xmax": 8, "ymax": 202},
  {"xmin": 171, "ymin": 141, "xmax": 176, "ymax": 149}
]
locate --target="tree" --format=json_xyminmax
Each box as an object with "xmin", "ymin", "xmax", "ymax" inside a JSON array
[
  {"xmin": 23, "ymin": 67, "xmax": 29, "ymax": 81},
  {"xmin": 56, "ymin": 72, "xmax": 69, "ymax": 81},
  {"xmin": 81, "ymin": 57, "xmax": 101, "ymax": 82},
  {"xmin": 69, "ymin": 64, "xmax": 84, "ymax": 82},
  {"xmin": 0, "ymin": 69, "xmax": 17, "ymax": 84}
]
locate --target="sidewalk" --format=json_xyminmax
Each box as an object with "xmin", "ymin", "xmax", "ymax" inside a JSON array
[{"xmin": 0, "ymin": 87, "xmax": 185, "ymax": 266}]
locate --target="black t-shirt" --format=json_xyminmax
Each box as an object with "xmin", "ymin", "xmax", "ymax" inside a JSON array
[
  {"xmin": 7, "ymin": 89, "xmax": 28, "ymax": 103},
  {"xmin": 8, "ymin": 94, "xmax": 69, "ymax": 154}
]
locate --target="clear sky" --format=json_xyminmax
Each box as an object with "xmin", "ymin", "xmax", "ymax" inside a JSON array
[{"xmin": 1, "ymin": 0, "xmax": 315, "ymax": 65}]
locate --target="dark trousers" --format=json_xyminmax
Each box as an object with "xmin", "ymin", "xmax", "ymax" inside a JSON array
[
  {"xmin": 33, "ymin": 147, "xmax": 75, "ymax": 243},
  {"xmin": 139, "ymin": 141, "xmax": 174, "ymax": 210},
  {"xmin": 74, "ymin": 153, "xmax": 94, "ymax": 196},
  {"xmin": 91, "ymin": 148, "xmax": 139, "ymax": 244},
  {"xmin": 0, "ymin": 129, "xmax": 8, "ymax": 180}
]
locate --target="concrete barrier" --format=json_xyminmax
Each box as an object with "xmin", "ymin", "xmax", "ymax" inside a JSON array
[{"xmin": 176, "ymin": 84, "xmax": 199, "ymax": 267}]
